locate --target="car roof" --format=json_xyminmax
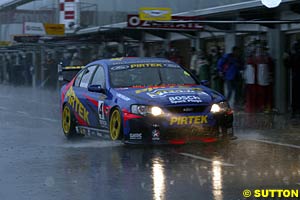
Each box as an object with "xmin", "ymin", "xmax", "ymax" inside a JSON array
[{"xmin": 89, "ymin": 57, "xmax": 174, "ymax": 67}]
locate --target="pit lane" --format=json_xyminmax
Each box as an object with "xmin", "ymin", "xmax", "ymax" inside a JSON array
[{"xmin": 0, "ymin": 85, "xmax": 299, "ymax": 200}]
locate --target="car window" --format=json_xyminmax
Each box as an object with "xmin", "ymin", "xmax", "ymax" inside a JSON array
[
  {"xmin": 74, "ymin": 69, "xmax": 86, "ymax": 87},
  {"xmin": 91, "ymin": 65, "xmax": 105, "ymax": 87},
  {"xmin": 109, "ymin": 63, "xmax": 197, "ymax": 88},
  {"xmin": 79, "ymin": 65, "xmax": 97, "ymax": 88}
]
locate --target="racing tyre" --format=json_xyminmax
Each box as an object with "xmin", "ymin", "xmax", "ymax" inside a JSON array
[
  {"xmin": 62, "ymin": 104, "xmax": 77, "ymax": 138},
  {"xmin": 109, "ymin": 108, "xmax": 123, "ymax": 140}
]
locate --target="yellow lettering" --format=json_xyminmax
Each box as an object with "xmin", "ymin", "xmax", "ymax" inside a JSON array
[
  {"xmin": 65, "ymin": 87, "xmax": 90, "ymax": 125},
  {"xmin": 170, "ymin": 117, "xmax": 177, "ymax": 125},
  {"xmin": 194, "ymin": 116, "xmax": 201, "ymax": 124},
  {"xmin": 254, "ymin": 190, "xmax": 261, "ymax": 198},
  {"xmin": 74, "ymin": 98, "xmax": 80, "ymax": 113},
  {"xmin": 201, "ymin": 116, "xmax": 208, "ymax": 124},
  {"xmin": 79, "ymin": 104, "xmax": 84, "ymax": 119},
  {"xmin": 261, "ymin": 190, "xmax": 268, "ymax": 197},
  {"xmin": 188, "ymin": 116, "xmax": 194, "ymax": 124},
  {"xmin": 276, "ymin": 190, "xmax": 282, "ymax": 198},
  {"xmin": 170, "ymin": 115, "xmax": 208, "ymax": 125},
  {"xmin": 131, "ymin": 63, "xmax": 163, "ymax": 68},
  {"xmin": 84, "ymin": 110, "xmax": 89, "ymax": 124},
  {"xmin": 181, "ymin": 117, "xmax": 187, "ymax": 125},
  {"xmin": 68, "ymin": 95, "xmax": 74, "ymax": 108},
  {"xmin": 292, "ymin": 190, "xmax": 298, "ymax": 197}
]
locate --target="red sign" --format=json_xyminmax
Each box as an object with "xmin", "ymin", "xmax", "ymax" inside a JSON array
[{"xmin": 127, "ymin": 15, "xmax": 203, "ymax": 30}]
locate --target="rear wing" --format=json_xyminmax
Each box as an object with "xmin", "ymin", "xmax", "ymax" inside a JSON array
[{"xmin": 58, "ymin": 63, "xmax": 85, "ymax": 82}]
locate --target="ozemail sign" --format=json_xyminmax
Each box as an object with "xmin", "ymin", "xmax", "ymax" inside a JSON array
[{"xmin": 127, "ymin": 15, "xmax": 203, "ymax": 30}]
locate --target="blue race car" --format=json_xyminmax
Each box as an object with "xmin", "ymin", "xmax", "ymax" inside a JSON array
[{"xmin": 61, "ymin": 57, "xmax": 234, "ymax": 144}]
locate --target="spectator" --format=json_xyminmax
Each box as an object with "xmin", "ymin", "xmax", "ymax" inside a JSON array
[
  {"xmin": 196, "ymin": 50, "xmax": 210, "ymax": 81},
  {"xmin": 189, "ymin": 47, "xmax": 198, "ymax": 76},
  {"xmin": 244, "ymin": 52, "xmax": 257, "ymax": 113},
  {"xmin": 70, "ymin": 52, "xmax": 83, "ymax": 66},
  {"xmin": 168, "ymin": 48, "xmax": 184, "ymax": 66},
  {"xmin": 217, "ymin": 46, "xmax": 243, "ymax": 108},
  {"xmin": 255, "ymin": 46, "xmax": 274, "ymax": 113},
  {"xmin": 209, "ymin": 46, "xmax": 223, "ymax": 93}
]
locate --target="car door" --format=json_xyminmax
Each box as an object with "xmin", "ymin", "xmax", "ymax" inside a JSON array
[
  {"xmin": 85, "ymin": 65, "xmax": 109, "ymax": 129},
  {"xmin": 73, "ymin": 65, "xmax": 97, "ymax": 127}
]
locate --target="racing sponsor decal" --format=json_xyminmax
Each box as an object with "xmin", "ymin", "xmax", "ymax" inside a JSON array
[
  {"xmin": 99, "ymin": 120, "xmax": 107, "ymax": 127},
  {"xmin": 110, "ymin": 65, "xmax": 130, "ymax": 71},
  {"xmin": 98, "ymin": 100, "xmax": 104, "ymax": 120},
  {"xmin": 169, "ymin": 95, "xmax": 202, "ymax": 104},
  {"xmin": 130, "ymin": 63, "xmax": 163, "ymax": 68},
  {"xmin": 152, "ymin": 129, "xmax": 160, "ymax": 141},
  {"xmin": 147, "ymin": 88, "xmax": 204, "ymax": 98},
  {"xmin": 66, "ymin": 87, "xmax": 90, "ymax": 124},
  {"xmin": 169, "ymin": 115, "xmax": 208, "ymax": 125},
  {"xmin": 129, "ymin": 133, "xmax": 142, "ymax": 140},
  {"xmin": 116, "ymin": 93, "xmax": 130, "ymax": 101}
]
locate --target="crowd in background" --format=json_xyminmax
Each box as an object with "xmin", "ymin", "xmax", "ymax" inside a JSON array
[{"xmin": 0, "ymin": 40, "xmax": 300, "ymax": 117}]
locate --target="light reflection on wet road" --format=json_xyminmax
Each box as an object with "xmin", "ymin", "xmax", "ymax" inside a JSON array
[{"xmin": 0, "ymin": 85, "xmax": 300, "ymax": 200}]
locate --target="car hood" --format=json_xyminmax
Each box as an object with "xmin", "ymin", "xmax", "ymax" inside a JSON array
[{"xmin": 115, "ymin": 85, "xmax": 222, "ymax": 106}]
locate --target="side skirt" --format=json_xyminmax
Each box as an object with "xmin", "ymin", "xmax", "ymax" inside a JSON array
[{"xmin": 76, "ymin": 126, "xmax": 110, "ymax": 139}]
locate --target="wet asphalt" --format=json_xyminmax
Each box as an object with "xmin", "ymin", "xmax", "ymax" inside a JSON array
[{"xmin": 0, "ymin": 85, "xmax": 300, "ymax": 200}]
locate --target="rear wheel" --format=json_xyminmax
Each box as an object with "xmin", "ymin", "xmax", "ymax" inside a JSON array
[
  {"xmin": 109, "ymin": 109, "xmax": 123, "ymax": 140},
  {"xmin": 62, "ymin": 105, "xmax": 76, "ymax": 138}
]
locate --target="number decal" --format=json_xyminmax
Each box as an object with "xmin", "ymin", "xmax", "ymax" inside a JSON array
[{"xmin": 98, "ymin": 100, "xmax": 104, "ymax": 120}]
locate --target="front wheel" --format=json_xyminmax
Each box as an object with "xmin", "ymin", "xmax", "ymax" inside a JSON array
[
  {"xmin": 62, "ymin": 105, "xmax": 76, "ymax": 138},
  {"xmin": 109, "ymin": 109, "xmax": 123, "ymax": 140}
]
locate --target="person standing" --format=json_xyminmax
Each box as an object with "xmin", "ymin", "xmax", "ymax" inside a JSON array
[
  {"xmin": 255, "ymin": 46, "xmax": 274, "ymax": 113},
  {"xmin": 189, "ymin": 47, "xmax": 198, "ymax": 76},
  {"xmin": 217, "ymin": 46, "xmax": 242, "ymax": 108},
  {"xmin": 209, "ymin": 46, "xmax": 224, "ymax": 93},
  {"xmin": 244, "ymin": 52, "xmax": 257, "ymax": 113},
  {"xmin": 196, "ymin": 50, "xmax": 210, "ymax": 81}
]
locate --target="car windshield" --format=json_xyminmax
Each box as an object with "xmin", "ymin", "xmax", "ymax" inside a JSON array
[{"xmin": 109, "ymin": 63, "xmax": 197, "ymax": 88}]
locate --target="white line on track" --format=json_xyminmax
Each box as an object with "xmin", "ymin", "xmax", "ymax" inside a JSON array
[
  {"xmin": 0, "ymin": 109, "xmax": 59, "ymax": 123},
  {"xmin": 179, "ymin": 152, "xmax": 235, "ymax": 167},
  {"xmin": 246, "ymin": 139, "xmax": 300, "ymax": 149}
]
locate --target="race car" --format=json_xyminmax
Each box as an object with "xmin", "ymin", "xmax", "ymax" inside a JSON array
[{"xmin": 60, "ymin": 57, "xmax": 234, "ymax": 144}]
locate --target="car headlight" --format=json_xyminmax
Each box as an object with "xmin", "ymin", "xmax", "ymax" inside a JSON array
[
  {"xmin": 131, "ymin": 105, "xmax": 163, "ymax": 116},
  {"xmin": 210, "ymin": 102, "xmax": 230, "ymax": 113},
  {"xmin": 151, "ymin": 106, "xmax": 163, "ymax": 116}
]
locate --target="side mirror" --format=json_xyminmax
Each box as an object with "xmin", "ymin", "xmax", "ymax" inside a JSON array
[
  {"xmin": 200, "ymin": 80, "xmax": 210, "ymax": 87},
  {"xmin": 88, "ymin": 84, "xmax": 106, "ymax": 93}
]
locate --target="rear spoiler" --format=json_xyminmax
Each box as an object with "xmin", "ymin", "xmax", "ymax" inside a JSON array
[{"xmin": 58, "ymin": 62, "xmax": 85, "ymax": 82}]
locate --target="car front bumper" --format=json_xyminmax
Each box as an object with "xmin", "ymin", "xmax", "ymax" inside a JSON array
[{"xmin": 123, "ymin": 112, "xmax": 233, "ymax": 145}]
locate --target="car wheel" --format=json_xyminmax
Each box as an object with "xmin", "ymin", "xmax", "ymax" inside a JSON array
[
  {"xmin": 62, "ymin": 105, "xmax": 76, "ymax": 138},
  {"xmin": 109, "ymin": 108, "xmax": 123, "ymax": 140}
]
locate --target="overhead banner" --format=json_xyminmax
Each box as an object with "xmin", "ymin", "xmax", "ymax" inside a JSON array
[
  {"xmin": 127, "ymin": 15, "xmax": 204, "ymax": 30},
  {"xmin": 44, "ymin": 24, "xmax": 65, "ymax": 35},
  {"xmin": 24, "ymin": 22, "xmax": 45, "ymax": 35},
  {"xmin": 24, "ymin": 22, "xmax": 65, "ymax": 35},
  {"xmin": 139, "ymin": 7, "xmax": 171, "ymax": 21}
]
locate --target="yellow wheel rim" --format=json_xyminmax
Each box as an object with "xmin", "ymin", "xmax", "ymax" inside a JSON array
[
  {"xmin": 62, "ymin": 106, "xmax": 71, "ymax": 134},
  {"xmin": 110, "ymin": 109, "xmax": 121, "ymax": 140}
]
